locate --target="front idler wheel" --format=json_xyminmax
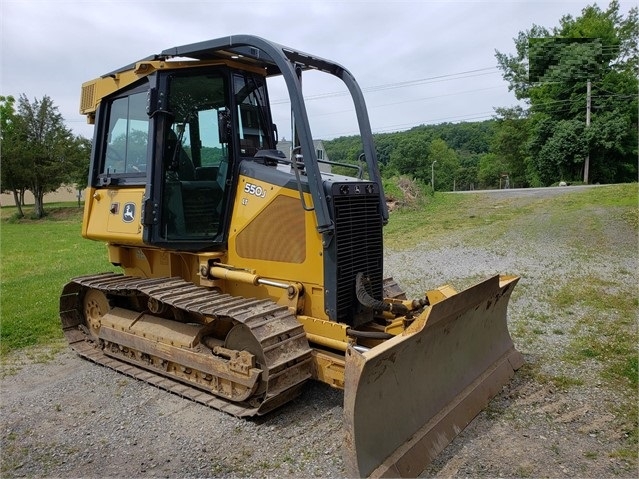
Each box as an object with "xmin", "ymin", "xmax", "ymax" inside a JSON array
[{"xmin": 82, "ymin": 288, "xmax": 110, "ymax": 339}]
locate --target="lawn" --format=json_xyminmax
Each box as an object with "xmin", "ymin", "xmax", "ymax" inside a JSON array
[{"xmin": 1, "ymin": 203, "xmax": 114, "ymax": 355}]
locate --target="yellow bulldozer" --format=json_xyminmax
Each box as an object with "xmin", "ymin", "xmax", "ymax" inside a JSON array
[{"xmin": 60, "ymin": 35, "xmax": 522, "ymax": 477}]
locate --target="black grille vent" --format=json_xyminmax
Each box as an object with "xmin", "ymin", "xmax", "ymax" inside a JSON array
[{"xmin": 329, "ymin": 182, "xmax": 383, "ymax": 326}]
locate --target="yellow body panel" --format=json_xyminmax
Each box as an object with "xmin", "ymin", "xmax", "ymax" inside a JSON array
[
  {"xmin": 83, "ymin": 186, "xmax": 145, "ymax": 245},
  {"xmin": 80, "ymin": 59, "xmax": 267, "ymax": 121},
  {"xmin": 312, "ymin": 350, "xmax": 346, "ymax": 389},
  {"xmin": 85, "ymin": 175, "xmax": 328, "ymax": 321},
  {"xmin": 297, "ymin": 315, "xmax": 350, "ymax": 350},
  {"xmin": 108, "ymin": 245, "xmax": 224, "ymax": 284},
  {"xmin": 226, "ymin": 174, "xmax": 327, "ymax": 319}
]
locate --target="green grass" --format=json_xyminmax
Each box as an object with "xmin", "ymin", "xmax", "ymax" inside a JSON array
[
  {"xmin": 384, "ymin": 183, "xmax": 638, "ymax": 249},
  {"xmin": 383, "ymin": 189, "xmax": 540, "ymax": 249},
  {"xmin": 384, "ymin": 192, "xmax": 480, "ymax": 248},
  {"xmin": 1, "ymin": 203, "xmax": 114, "ymax": 355},
  {"xmin": 555, "ymin": 275, "xmax": 638, "ymax": 444},
  {"xmin": 556, "ymin": 276, "xmax": 638, "ymax": 390}
]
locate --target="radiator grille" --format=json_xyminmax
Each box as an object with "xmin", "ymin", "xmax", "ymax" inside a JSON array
[{"xmin": 331, "ymin": 183, "xmax": 383, "ymax": 325}]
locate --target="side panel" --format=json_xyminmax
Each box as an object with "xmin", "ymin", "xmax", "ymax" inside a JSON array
[
  {"xmin": 83, "ymin": 187, "xmax": 145, "ymax": 245},
  {"xmin": 107, "ymin": 246, "xmax": 225, "ymax": 285},
  {"xmin": 227, "ymin": 173, "xmax": 327, "ymax": 319}
]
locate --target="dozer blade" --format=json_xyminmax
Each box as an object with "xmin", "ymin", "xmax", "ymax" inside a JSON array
[{"xmin": 343, "ymin": 275, "xmax": 522, "ymax": 478}]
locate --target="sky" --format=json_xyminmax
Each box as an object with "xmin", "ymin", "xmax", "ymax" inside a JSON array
[{"xmin": 2, "ymin": 0, "xmax": 633, "ymax": 142}]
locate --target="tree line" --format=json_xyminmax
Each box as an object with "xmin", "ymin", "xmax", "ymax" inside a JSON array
[{"xmin": 326, "ymin": 1, "xmax": 637, "ymax": 191}]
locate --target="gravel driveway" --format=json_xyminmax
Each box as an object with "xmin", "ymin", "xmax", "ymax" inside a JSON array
[{"xmin": 2, "ymin": 185, "xmax": 637, "ymax": 478}]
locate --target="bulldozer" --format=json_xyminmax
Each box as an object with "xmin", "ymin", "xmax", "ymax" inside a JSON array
[{"xmin": 60, "ymin": 35, "xmax": 523, "ymax": 477}]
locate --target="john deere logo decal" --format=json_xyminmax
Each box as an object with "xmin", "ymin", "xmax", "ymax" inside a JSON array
[{"xmin": 122, "ymin": 202, "xmax": 136, "ymax": 223}]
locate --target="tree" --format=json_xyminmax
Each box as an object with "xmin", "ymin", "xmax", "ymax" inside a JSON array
[
  {"xmin": 323, "ymin": 135, "xmax": 363, "ymax": 165},
  {"xmin": 67, "ymin": 136, "xmax": 93, "ymax": 206},
  {"xmin": 456, "ymin": 151, "xmax": 480, "ymax": 191},
  {"xmin": 374, "ymin": 134, "xmax": 396, "ymax": 170},
  {"xmin": 478, "ymin": 153, "xmax": 509, "ymax": 188},
  {"xmin": 490, "ymin": 106, "xmax": 531, "ymax": 187},
  {"xmin": 388, "ymin": 131, "xmax": 432, "ymax": 180},
  {"xmin": 531, "ymin": 117, "xmax": 588, "ymax": 184},
  {"xmin": 495, "ymin": 1, "xmax": 638, "ymax": 185},
  {"xmin": 1, "ymin": 95, "xmax": 30, "ymax": 217},
  {"xmin": 437, "ymin": 121, "xmax": 495, "ymax": 154},
  {"xmin": 428, "ymin": 138, "xmax": 460, "ymax": 191},
  {"xmin": 15, "ymin": 95, "xmax": 73, "ymax": 217},
  {"xmin": 7, "ymin": 95, "xmax": 89, "ymax": 218}
]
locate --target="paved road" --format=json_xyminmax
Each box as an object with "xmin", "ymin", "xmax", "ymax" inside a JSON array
[{"xmin": 450, "ymin": 184, "xmax": 606, "ymax": 198}]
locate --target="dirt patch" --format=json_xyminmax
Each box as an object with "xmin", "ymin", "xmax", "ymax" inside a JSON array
[{"xmin": 1, "ymin": 349, "xmax": 345, "ymax": 478}]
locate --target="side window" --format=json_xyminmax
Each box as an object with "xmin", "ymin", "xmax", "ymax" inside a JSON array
[
  {"xmin": 234, "ymin": 74, "xmax": 271, "ymax": 156},
  {"xmin": 198, "ymin": 109, "xmax": 225, "ymax": 167},
  {"xmin": 103, "ymin": 92, "xmax": 148, "ymax": 174}
]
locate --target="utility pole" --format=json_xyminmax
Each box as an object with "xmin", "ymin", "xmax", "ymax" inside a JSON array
[{"xmin": 584, "ymin": 80, "xmax": 591, "ymax": 184}]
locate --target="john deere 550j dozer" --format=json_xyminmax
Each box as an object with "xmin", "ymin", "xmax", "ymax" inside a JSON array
[{"xmin": 60, "ymin": 35, "xmax": 522, "ymax": 477}]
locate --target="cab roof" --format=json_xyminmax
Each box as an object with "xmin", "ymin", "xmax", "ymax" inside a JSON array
[{"xmin": 103, "ymin": 34, "xmax": 345, "ymax": 79}]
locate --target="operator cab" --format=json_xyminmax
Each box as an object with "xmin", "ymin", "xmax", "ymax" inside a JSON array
[{"xmin": 90, "ymin": 65, "xmax": 276, "ymax": 251}]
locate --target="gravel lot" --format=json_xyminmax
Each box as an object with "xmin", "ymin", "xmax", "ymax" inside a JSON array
[{"xmin": 2, "ymin": 186, "xmax": 637, "ymax": 478}]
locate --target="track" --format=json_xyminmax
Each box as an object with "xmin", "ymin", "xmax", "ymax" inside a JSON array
[{"xmin": 60, "ymin": 273, "xmax": 313, "ymax": 417}]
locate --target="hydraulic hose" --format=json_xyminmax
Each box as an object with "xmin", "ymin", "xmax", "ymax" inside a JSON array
[
  {"xmin": 355, "ymin": 272, "xmax": 409, "ymax": 315},
  {"xmin": 346, "ymin": 329, "xmax": 393, "ymax": 340}
]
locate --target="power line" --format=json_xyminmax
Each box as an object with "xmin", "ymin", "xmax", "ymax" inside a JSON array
[
  {"xmin": 361, "ymin": 69, "xmax": 498, "ymax": 93},
  {"xmin": 374, "ymin": 111, "xmax": 495, "ymax": 132},
  {"xmin": 325, "ymin": 111, "xmax": 495, "ymax": 138},
  {"xmin": 526, "ymin": 91, "xmax": 636, "ymax": 114},
  {"xmin": 270, "ymin": 67, "xmax": 500, "ymax": 104},
  {"xmin": 309, "ymin": 86, "xmax": 504, "ymax": 118},
  {"xmin": 370, "ymin": 86, "xmax": 503, "ymax": 110}
]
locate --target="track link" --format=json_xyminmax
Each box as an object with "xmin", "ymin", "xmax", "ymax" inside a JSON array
[{"xmin": 60, "ymin": 273, "xmax": 313, "ymax": 417}]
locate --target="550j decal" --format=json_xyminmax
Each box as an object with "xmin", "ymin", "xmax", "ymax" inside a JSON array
[{"xmin": 244, "ymin": 182, "xmax": 267, "ymax": 198}]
